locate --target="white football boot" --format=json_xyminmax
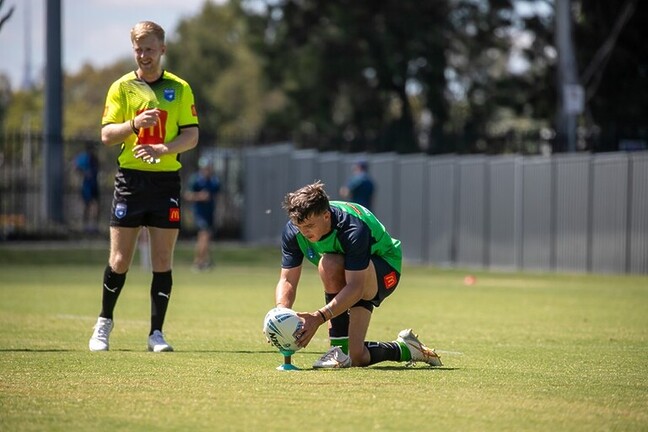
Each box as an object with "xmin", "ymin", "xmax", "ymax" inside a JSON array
[
  {"xmin": 148, "ymin": 330, "xmax": 174, "ymax": 352},
  {"xmin": 312, "ymin": 346, "xmax": 352, "ymax": 369},
  {"xmin": 89, "ymin": 317, "xmax": 113, "ymax": 351},
  {"xmin": 397, "ymin": 329, "xmax": 443, "ymax": 366}
]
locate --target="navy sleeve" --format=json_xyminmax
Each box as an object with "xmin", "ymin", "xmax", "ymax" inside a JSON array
[
  {"xmin": 338, "ymin": 218, "xmax": 372, "ymax": 271},
  {"xmin": 281, "ymin": 222, "xmax": 304, "ymax": 268}
]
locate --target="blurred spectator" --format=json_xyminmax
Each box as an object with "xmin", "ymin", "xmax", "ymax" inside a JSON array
[
  {"xmin": 339, "ymin": 160, "xmax": 375, "ymax": 210},
  {"xmin": 74, "ymin": 142, "xmax": 100, "ymax": 234},
  {"xmin": 184, "ymin": 156, "xmax": 221, "ymax": 271}
]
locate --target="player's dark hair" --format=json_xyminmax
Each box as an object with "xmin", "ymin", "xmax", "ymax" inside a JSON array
[{"xmin": 282, "ymin": 180, "xmax": 330, "ymax": 223}]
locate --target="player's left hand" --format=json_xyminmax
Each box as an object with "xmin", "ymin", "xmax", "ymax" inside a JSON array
[
  {"xmin": 134, "ymin": 143, "xmax": 166, "ymax": 163},
  {"xmin": 295, "ymin": 311, "xmax": 323, "ymax": 348}
]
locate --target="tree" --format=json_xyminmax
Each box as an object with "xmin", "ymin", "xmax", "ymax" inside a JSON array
[
  {"xmin": 166, "ymin": 1, "xmax": 267, "ymax": 144},
  {"xmin": 0, "ymin": 0, "xmax": 15, "ymax": 33},
  {"xmin": 246, "ymin": 0, "xmax": 558, "ymax": 154},
  {"xmin": 63, "ymin": 60, "xmax": 133, "ymax": 139},
  {"xmin": 575, "ymin": 0, "xmax": 647, "ymax": 151},
  {"xmin": 247, "ymin": 0, "xmax": 448, "ymax": 153}
]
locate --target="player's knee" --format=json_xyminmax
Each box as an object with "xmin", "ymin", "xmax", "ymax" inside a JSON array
[
  {"xmin": 318, "ymin": 254, "xmax": 345, "ymax": 288},
  {"xmin": 109, "ymin": 255, "xmax": 130, "ymax": 274}
]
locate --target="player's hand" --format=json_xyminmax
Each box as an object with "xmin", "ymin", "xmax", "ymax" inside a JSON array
[
  {"xmin": 133, "ymin": 143, "xmax": 166, "ymax": 163},
  {"xmin": 295, "ymin": 311, "xmax": 323, "ymax": 348},
  {"xmin": 134, "ymin": 108, "xmax": 160, "ymax": 130}
]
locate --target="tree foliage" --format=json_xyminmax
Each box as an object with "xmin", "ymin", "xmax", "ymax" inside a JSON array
[
  {"xmin": 2, "ymin": 0, "xmax": 646, "ymax": 155},
  {"xmin": 575, "ymin": 0, "xmax": 648, "ymax": 151},
  {"xmin": 244, "ymin": 0, "xmax": 560, "ymax": 154},
  {"xmin": 166, "ymin": 1, "xmax": 267, "ymax": 143}
]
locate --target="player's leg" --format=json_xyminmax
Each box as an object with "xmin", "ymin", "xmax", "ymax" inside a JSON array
[
  {"xmin": 314, "ymin": 255, "xmax": 378, "ymax": 367},
  {"xmin": 347, "ymin": 306, "xmax": 372, "ymax": 366},
  {"xmin": 103, "ymin": 226, "xmax": 140, "ymax": 318},
  {"xmin": 195, "ymin": 228, "xmax": 212, "ymax": 269},
  {"xmin": 361, "ymin": 256, "xmax": 443, "ymax": 366},
  {"xmin": 148, "ymin": 227, "xmax": 178, "ymax": 272},
  {"xmin": 89, "ymin": 226, "xmax": 139, "ymax": 351},
  {"xmin": 146, "ymin": 227, "xmax": 178, "ymax": 352},
  {"xmin": 317, "ymin": 254, "xmax": 349, "ymax": 354}
]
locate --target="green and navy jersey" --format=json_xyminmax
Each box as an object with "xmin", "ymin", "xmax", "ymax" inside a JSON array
[
  {"xmin": 101, "ymin": 70, "xmax": 199, "ymax": 172},
  {"xmin": 281, "ymin": 201, "xmax": 402, "ymax": 272}
]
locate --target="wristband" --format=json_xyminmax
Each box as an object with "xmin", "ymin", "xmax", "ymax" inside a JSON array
[
  {"xmin": 130, "ymin": 119, "xmax": 140, "ymax": 135},
  {"xmin": 324, "ymin": 304, "xmax": 334, "ymax": 320},
  {"xmin": 317, "ymin": 309, "xmax": 327, "ymax": 323}
]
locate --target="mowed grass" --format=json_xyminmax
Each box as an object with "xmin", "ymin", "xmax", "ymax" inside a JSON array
[{"xmin": 0, "ymin": 242, "xmax": 647, "ymax": 431}]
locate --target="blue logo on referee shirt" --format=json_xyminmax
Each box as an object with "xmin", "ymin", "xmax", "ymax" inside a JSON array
[
  {"xmin": 115, "ymin": 203, "xmax": 127, "ymax": 219},
  {"xmin": 164, "ymin": 89, "xmax": 175, "ymax": 102}
]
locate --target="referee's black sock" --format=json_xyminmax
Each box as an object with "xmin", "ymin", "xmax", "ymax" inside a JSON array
[
  {"xmin": 150, "ymin": 270, "xmax": 172, "ymax": 335},
  {"xmin": 100, "ymin": 265, "xmax": 126, "ymax": 319},
  {"xmin": 364, "ymin": 341, "xmax": 402, "ymax": 365},
  {"xmin": 325, "ymin": 292, "xmax": 349, "ymax": 354}
]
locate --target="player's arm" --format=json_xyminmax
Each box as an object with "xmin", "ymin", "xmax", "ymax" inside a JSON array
[
  {"xmin": 275, "ymin": 266, "xmax": 301, "ymax": 309},
  {"xmin": 101, "ymin": 121, "xmax": 135, "ymax": 147},
  {"xmin": 133, "ymin": 126, "xmax": 199, "ymax": 161},
  {"xmin": 324, "ymin": 268, "xmax": 366, "ymax": 317}
]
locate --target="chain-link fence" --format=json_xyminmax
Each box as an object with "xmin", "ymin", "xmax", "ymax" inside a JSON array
[{"xmin": 0, "ymin": 132, "xmax": 245, "ymax": 240}]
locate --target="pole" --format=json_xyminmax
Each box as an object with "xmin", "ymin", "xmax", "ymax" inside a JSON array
[
  {"xmin": 43, "ymin": 0, "xmax": 64, "ymax": 223},
  {"xmin": 555, "ymin": 0, "xmax": 582, "ymax": 153}
]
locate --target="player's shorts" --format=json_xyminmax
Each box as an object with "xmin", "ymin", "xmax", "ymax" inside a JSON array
[
  {"xmin": 352, "ymin": 255, "xmax": 401, "ymax": 312},
  {"xmin": 81, "ymin": 181, "xmax": 99, "ymax": 203},
  {"xmin": 110, "ymin": 168, "xmax": 182, "ymax": 229},
  {"xmin": 193, "ymin": 208, "xmax": 215, "ymax": 231}
]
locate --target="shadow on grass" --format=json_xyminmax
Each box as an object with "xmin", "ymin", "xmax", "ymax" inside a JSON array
[
  {"xmin": 0, "ymin": 348, "xmax": 75, "ymax": 352},
  {"xmin": 0, "ymin": 348, "xmax": 460, "ymax": 371}
]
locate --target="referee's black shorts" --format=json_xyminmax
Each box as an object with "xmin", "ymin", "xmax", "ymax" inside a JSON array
[{"xmin": 110, "ymin": 168, "xmax": 182, "ymax": 229}]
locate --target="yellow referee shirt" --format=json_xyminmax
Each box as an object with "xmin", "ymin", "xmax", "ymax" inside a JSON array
[{"xmin": 102, "ymin": 70, "xmax": 199, "ymax": 172}]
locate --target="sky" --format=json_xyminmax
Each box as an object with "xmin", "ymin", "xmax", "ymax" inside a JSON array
[{"xmin": 0, "ymin": 0, "xmax": 220, "ymax": 90}]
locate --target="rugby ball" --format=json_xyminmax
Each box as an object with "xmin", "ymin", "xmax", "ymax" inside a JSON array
[{"xmin": 263, "ymin": 307, "xmax": 304, "ymax": 353}]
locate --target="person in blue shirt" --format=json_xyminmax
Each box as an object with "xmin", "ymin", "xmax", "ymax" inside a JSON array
[
  {"xmin": 339, "ymin": 160, "xmax": 375, "ymax": 210},
  {"xmin": 184, "ymin": 156, "xmax": 220, "ymax": 271},
  {"xmin": 74, "ymin": 142, "xmax": 100, "ymax": 234}
]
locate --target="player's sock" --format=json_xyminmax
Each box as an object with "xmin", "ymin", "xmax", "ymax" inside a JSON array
[
  {"xmin": 397, "ymin": 340, "xmax": 412, "ymax": 361},
  {"xmin": 150, "ymin": 270, "xmax": 172, "ymax": 335},
  {"xmin": 330, "ymin": 337, "xmax": 349, "ymax": 354},
  {"xmin": 326, "ymin": 292, "xmax": 349, "ymax": 354},
  {"xmin": 364, "ymin": 341, "xmax": 403, "ymax": 365},
  {"xmin": 100, "ymin": 265, "xmax": 126, "ymax": 319}
]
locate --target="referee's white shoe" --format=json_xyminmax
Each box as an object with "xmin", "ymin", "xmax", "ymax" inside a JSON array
[
  {"xmin": 89, "ymin": 317, "xmax": 113, "ymax": 351},
  {"xmin": 148, "ymin": 330, "xmax": 174, "ymax": 352}
]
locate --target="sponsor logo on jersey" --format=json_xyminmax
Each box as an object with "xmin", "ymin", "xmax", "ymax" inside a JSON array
[
  {"xmin": 169, "ymin": 207, "xmax": 180, "ymax": 222},
  {"xmin": 307, "ymin": 247, "xmax": 317, "ymax": 260},
  {"xmin": 115, "ymin": 203, "xmax": 127, "ymax": 219},
  {"xmin": 191, "ymin": 104, "xmax": 197, "ymax": 116},
  {"xmin": 384, "ymin": 271, "xmax": 398, "ymax": 289},
  {"xmin": 163, "ymin": 88, "xmax": 175, "ymax": 102},
  {"xmin": 347, "ymin": 203, "xmax": 363, "ymax": 216}
]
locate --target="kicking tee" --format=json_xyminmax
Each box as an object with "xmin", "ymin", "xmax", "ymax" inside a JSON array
[
  {"xmin": 281, "ymin": 201, "xmax": 402, "ymax": 272},
  {"xmin": 102, "ymin": 70, "xmax": 199, "ymax": 172}
]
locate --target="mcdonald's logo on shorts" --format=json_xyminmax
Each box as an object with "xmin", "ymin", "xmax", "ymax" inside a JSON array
[
  {"xmin": 169, "ymin": 207, "xmax": 180, "ymax": 222},
  {"xmin": 384, "ymin": 271, "xmax": 398, "ymax": 289}
]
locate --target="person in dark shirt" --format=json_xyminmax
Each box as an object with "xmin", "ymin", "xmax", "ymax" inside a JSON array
[
  {"xmin": 74, "ymin": 142, "xmax": 100, "ymax": 234},
  {"xmin": 339, "ymin": 160, "xmax": 375, "ymax": 210},
  {"xmin": 184, "ymin": 157, "xmax": 220, "ymax": 271}
]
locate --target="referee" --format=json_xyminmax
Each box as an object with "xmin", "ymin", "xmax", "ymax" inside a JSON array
[{"xmin": 89, "ymin": 21, "xmax": 199, "ymax": 352}]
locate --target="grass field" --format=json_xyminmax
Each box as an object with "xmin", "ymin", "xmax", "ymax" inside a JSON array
[{"xmin": 1, "ymin": 242, "xmax": 647, "ymax": 431}]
